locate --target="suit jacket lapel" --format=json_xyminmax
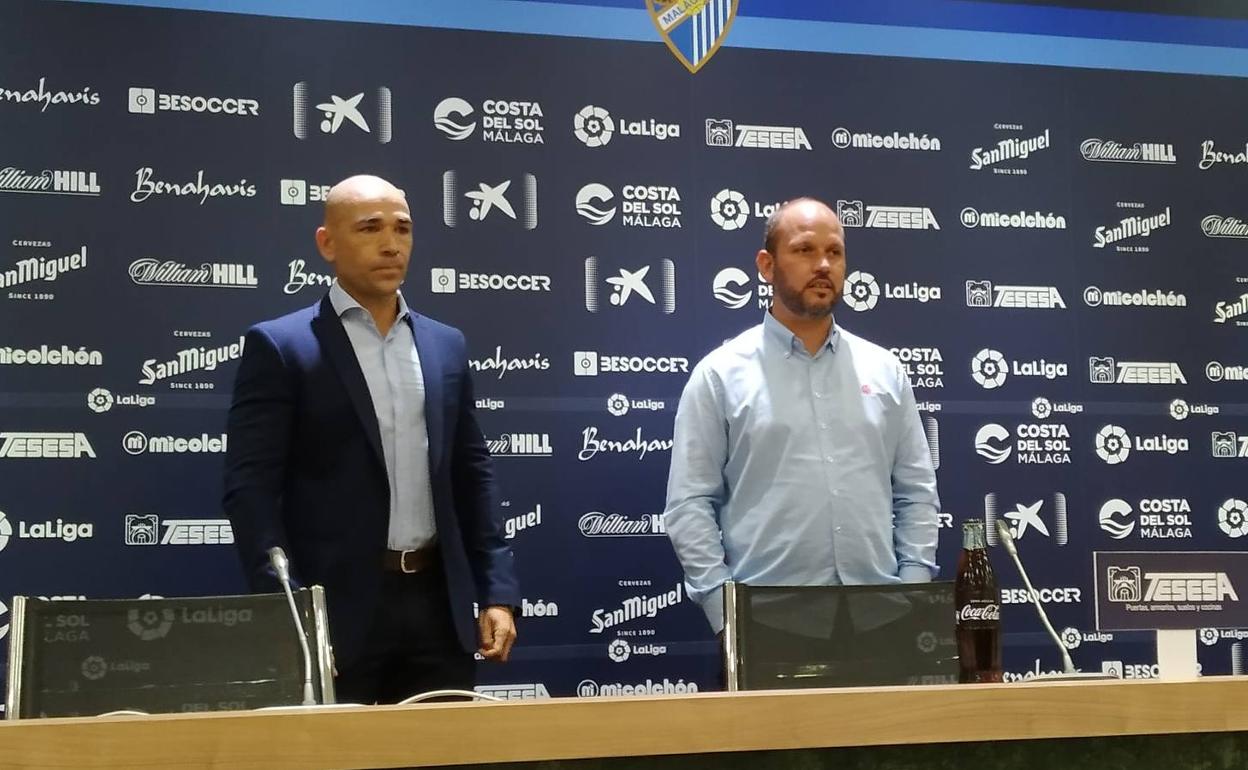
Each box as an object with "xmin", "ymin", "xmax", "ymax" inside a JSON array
[
  {"xmin": 407, "ymin": 313, "xmax": 445, "ymax": 476},
  {"xmin": 311, "ymin": 296, "xmax": 385, "ymax": 468}
]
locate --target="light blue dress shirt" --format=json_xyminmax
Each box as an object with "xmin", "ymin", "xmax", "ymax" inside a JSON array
[
  {"xmin": 329, "ymin": 281, "xmax": 437, "ymax": 550},
  {"xmin": 663, "ymin": 312, "xmax": 940, "ymax": 632}
]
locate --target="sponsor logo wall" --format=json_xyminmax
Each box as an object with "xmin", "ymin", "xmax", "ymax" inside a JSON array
[{"xmin": 0, "ymin": 0, "xmax": 1244, "ymax": 698}]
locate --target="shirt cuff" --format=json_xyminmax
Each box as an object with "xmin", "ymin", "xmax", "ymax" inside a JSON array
[
  {"xmin": 899, "ymin": 563, "xmax": 933, "ymax": 583},
  {"xmin": 701, "ymin": 584, "xmax": 725, "ymax": 634}
]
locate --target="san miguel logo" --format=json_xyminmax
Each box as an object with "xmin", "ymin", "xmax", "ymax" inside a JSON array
[{"xmin": 646, "ymin": 1, "xmax": 738, "ymax": 73}]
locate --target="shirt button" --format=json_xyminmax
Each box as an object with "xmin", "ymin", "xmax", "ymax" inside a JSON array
[
  {"xmin": 825, "ymin": 456, "xmax": 834, "ymax": 464},
  {"xmin": 819, "ymin": 422, "xmax": 828, "ymax": 430},
  {"xmin": 813, "ymin": 391, "xmax": 822, "ymax": 399}
]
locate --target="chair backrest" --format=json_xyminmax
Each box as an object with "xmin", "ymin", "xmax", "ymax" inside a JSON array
[
  {"xmin": 724, "ymin": 581, "xmax": 958, "ymax": 691},
  {"xmin": 4, "ymin": 589, "xmax": 334, "ymax": 719}
]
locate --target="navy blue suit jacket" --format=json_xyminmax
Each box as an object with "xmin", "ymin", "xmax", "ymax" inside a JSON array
[{"xmin": 222, "ymin": 295, "xmax": 519, "ymax": 666}]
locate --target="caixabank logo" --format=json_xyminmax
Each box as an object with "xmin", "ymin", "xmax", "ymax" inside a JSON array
[
  {"xmin": 293, "ymin": 82, "xmax": 391, "ymax": 143},
  {"xmin": 442, "ymin": 171, "xmax": 537, "ymax": 230},
  {"xmin": 984, "ymin": 492, "xmax": 1068, "ymax": 547}
]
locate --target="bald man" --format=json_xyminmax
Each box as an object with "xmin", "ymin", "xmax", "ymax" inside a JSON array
[{"xmin": 224, "ymin": 175, "xmax": 519, "ymax": 704}]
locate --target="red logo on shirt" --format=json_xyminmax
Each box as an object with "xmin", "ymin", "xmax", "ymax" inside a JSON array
[{"xmin": 861, "ymin": 384, "xmax": 872, "ymax": 395}]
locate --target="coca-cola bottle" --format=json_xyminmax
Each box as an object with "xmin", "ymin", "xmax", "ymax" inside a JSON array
[{"xmin": 955, "ymin": 519, "xmax": 1002, "ymax": 683}]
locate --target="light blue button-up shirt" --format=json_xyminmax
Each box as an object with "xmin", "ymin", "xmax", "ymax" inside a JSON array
[
  {"xmin": 664, "ymin": 313, "xmax": 940, "ymax": 632},
  {"xmin": 329, "ymin": 281, "xmax": 436, "ymax": 550}
]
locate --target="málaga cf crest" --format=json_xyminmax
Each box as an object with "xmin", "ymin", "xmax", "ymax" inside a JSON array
[{"xmin": 647, "ymin": 0, "xmax": 738, "ymax": 74}]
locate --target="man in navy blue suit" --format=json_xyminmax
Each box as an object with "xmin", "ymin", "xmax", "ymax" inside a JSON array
[{"xmin": 223, "ymin": 174, "xmax": 519, "ymax": 703}]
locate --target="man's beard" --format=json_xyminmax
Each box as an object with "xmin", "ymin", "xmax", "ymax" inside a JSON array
[{"xmin": 773, "ymin": 271, "xmax": 838, "ymax": 319}]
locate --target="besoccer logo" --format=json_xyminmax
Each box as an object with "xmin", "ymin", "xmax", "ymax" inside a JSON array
[
  {"xmin": 1219, "ymin": 498, "xmax": 1248, "ymax": 538},
  {"xmin": 87, "ymin": 388, "xmax": 114, "ymax": 413},
  {"xmin": 1095, "ymin": 425, "xmax": 1131, "ymax": 465},
  {"xmin": 127, "ymin": 607, "xmax": 175, "ymax": 640},
  {"xmin": 574, "ymin": 105, "xmax": 614, "ymax": 147},
  {"xmin": 971, "ymin": 349, "xmax": 1008, "ymax": 389},
  {"xmin": 607, "ymin": 394, "xmax": 630, "ymax": 417},
  {"xmin": 843, "ymin": 271, "xmax": 880, "ymax": 312},
  {"xmin": 710, "ymin": 189, "xmax": 749, "ymax": 231},
  {"xmin": 1031, "ymin": 397, "xmax": 1053, "ymax": 419},
  {"xmin": 608, "ymin": 638, "xmax": 631, "ymax": 663}
]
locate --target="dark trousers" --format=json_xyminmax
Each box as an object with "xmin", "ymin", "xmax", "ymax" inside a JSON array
[{"xmin": 334, "ymin": 568, "xmax": 475, "ymax": 704}]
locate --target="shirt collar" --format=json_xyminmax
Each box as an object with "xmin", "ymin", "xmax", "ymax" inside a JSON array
[
  {"xmin": 763, "ymin": 310, "xmax": 839, "ymax": 356},
  {"xmin": 328, "ymin": 279, "xmax": 411, "ymax": 324}
]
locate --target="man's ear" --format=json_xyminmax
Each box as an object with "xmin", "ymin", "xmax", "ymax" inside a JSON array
[
  {"xmin": 756, "ymin": 249, "xmax": 774, "ymax": 284},
  {"xmin": 315, "ymin": 226, "xmax": 335, "ymax": 265}
]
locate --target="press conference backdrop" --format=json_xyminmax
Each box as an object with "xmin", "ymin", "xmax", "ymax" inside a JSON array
[{"xmin": 1, "ymin": 0, "xmax": 1247, "ymax": 708}]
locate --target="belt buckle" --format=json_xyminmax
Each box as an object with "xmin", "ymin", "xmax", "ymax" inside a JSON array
[{"xmin": 399, "ymin": 549, "xmax": 419, "ymax": 574}]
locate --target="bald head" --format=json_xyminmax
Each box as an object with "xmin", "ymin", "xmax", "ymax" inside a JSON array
[
  {"xmin": 323, "ymin": 175, "xmax": 407, "ymax": 226},
  {"xmin": 315, "ymin": 174, "xmax": 413, "ymax": 306}
]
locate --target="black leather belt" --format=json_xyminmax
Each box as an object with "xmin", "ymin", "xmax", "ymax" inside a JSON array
[{"xmin": 382, "ymin": 546, "xmax": 438, "ymax": 574}]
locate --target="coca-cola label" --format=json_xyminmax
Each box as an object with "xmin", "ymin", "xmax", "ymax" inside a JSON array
[{"xmin": 957, "ymin": 601, "xmax": 1001, "ymax": 624}]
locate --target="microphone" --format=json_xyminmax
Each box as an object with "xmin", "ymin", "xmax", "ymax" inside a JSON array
[
  {"xmin": 268, "ymin": 546, "xmax": 316, "ymax": 706},
  {"xmin": 994, "ymin": 520, "xmax": 1118, "ymax": 681}
]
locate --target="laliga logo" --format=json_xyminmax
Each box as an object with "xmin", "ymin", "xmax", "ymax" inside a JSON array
[
  {"xmin": 1095, "ymin": 425, "xmax": 1131, "ymax": 465},
  {"xmin": 574, "ymin": 105, "xmax": 614, "ymax": 147},
  {"xmin": 712, "ymin": 267, "xmax": 751, "ymax": 309},
  {"xmin": 576, "ymin": 183, "xmax": 616, "ymax": 225},
  {"xmin": 1169, "ymin": 399, "xmax": 1190, "ymax": 421},
  {"xmin": 127, "ymin": 607, "xmax": 175, "ymax": 641},
  {"xmin": 608, "ymin": 638, "xmax": 630, "ymax": 663},
  {"xmin": 1219, "ymin": 498, "xmax": 1248, "ymax": 538},
  {"xmin": 81, "ymin": 655, "xmax": 108, "ymax": 681},
  {"xmin": 87, "ymin": 388, "xmax": 113, "ymax": 413},
  {"xmin": 433, "ymin": 97, "xmax": 475, "ymax": 140},
  {"xmin": 1059, "ymin": 627, "xmax": 1083, "ymax": 650},
  {"xmin": 0, "ymin": 598, "xmax": 7, "ymax": 641},
  {"xmin": 710, "ymin": 189, "xmax": 749, "ymax": 231},
  {"xmin": 0, "ymin": 511, "xmax": 11, "ymax": 552},
  {"xmin": 1031, "ymin": 397, "xmax": 1053, "ymax": 419},
  {"xmin": 607, "ymin": 394, "xmax": 630, "ymax": 417},
  {"xmin": 843, "ymin": 271, "xmax": 880, "ymax": 312},
  {"xmin": 971, "ymin": 349, "xmax": 1008, "ymax": 389}
]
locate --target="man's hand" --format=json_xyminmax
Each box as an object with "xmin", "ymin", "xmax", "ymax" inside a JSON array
[{"xmin": 478, "ymin": 605, "xmax": 517, "ymax": 662}]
